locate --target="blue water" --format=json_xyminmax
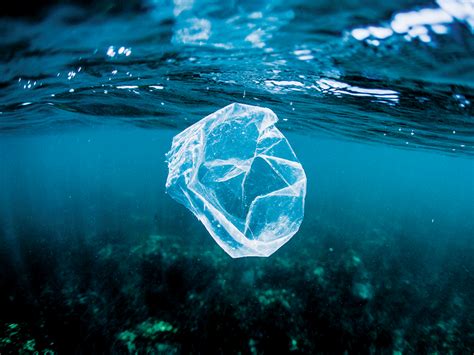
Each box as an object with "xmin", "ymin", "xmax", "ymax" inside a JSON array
[{"xmin": 0, "ymin": 0, "xmax": 473, "ymax": 353}]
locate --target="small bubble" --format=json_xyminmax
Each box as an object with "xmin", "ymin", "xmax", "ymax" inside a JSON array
[
  {"xmin": 367, "ymin": 39, "xmax": 380, "ymax": 46},
  {"xmin": 106, "ymin": 46, "xmax": 116, "ymax": 57}
]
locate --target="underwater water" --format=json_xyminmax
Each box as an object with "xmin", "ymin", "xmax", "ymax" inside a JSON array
[{"xmin": 1, "ymin": 0, "xmax": 474, "ymax": 353}]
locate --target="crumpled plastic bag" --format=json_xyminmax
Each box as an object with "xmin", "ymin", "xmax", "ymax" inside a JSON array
[{"xmin": 165, "ymin": 103, "xmax": 306, "ymax": 258}]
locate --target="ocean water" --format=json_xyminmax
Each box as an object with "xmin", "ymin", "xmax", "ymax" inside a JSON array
[{"xmin": 1, "ymin": 0, "xmax": 473, "ymax": 353}]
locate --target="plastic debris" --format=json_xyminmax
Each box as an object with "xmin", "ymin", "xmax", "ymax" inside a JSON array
[{"xmin": 165, "ymin": 103, "xmax": 306, "ymax": 258}]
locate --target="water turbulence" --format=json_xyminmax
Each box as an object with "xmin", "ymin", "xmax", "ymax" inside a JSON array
[{"xmin": 166, "ymin": 103, "xmax": 306, "ymax": 257}]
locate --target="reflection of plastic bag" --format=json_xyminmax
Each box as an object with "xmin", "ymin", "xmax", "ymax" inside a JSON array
[{"xmin": 166, "ymin": 103, "xmax": 306, "ymax": 258}]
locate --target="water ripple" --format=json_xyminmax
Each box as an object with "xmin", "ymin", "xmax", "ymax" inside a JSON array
[{"xmin": 0, "ymin": 0, "xmax": 473, "ymax": 157}]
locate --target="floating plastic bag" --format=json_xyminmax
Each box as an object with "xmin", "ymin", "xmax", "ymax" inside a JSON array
[{"xmin": 165, "ymin": 103, "xmax": 306, "ymax": 258}]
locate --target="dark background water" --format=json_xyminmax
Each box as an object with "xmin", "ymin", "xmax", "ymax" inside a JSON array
[{"xmin": 1, "ymin": 0, "xmax": 473, "ymax": 353}]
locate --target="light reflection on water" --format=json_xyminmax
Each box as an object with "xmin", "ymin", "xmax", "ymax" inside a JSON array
[
  {"xmin": 349, "ymin": 0, "xmax": 473, "ymax": 45},
  {"xmin": 0, "ymin": 0, "xmax": 473, "ymax": 157}
]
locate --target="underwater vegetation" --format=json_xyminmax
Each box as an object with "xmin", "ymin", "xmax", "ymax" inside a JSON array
[{"xmin": 1, "ymin": 220, "xmax": 473, "ymax": 353}]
